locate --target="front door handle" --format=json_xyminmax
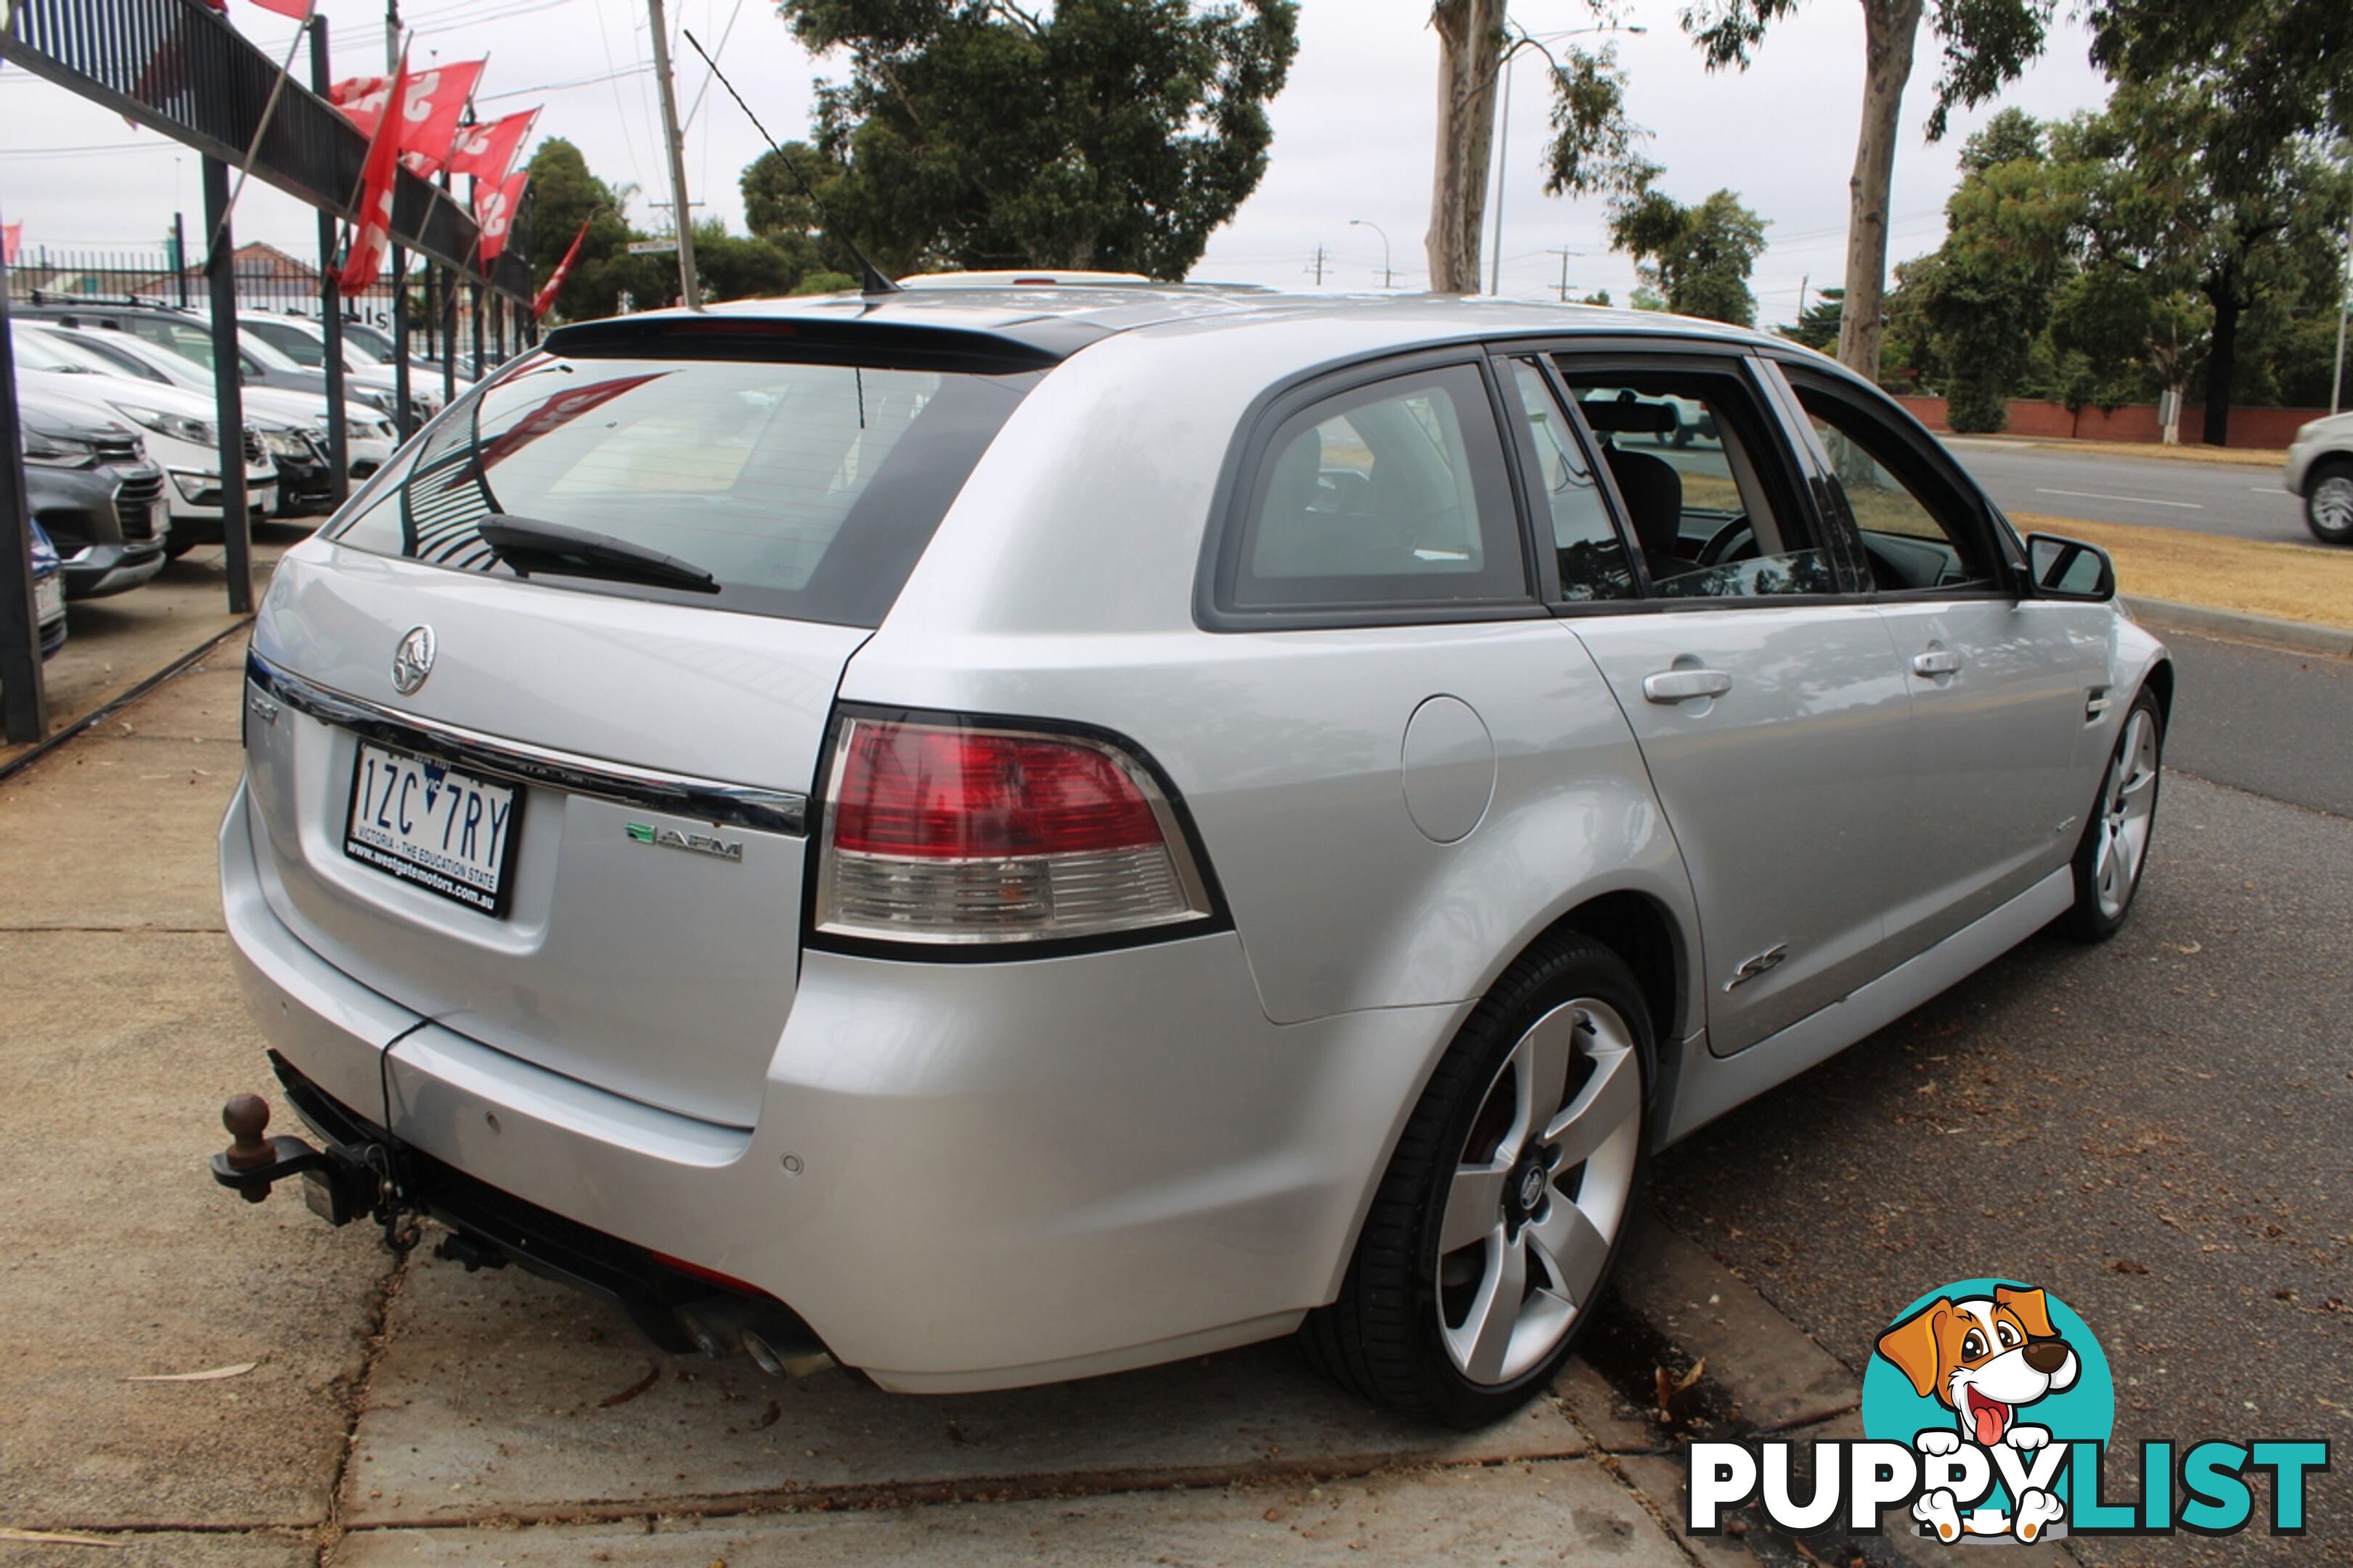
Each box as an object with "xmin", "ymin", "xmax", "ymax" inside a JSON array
[
  {"xmin": 1642, "ymin": 668, "xmax": 1734, "ymax": 703},
  {"xmin": 1912, "ymin": 648, "xmax": 1962, "ymax": 677}
]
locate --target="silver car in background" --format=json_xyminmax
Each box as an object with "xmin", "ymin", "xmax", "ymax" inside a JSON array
[{"xmin": 219, "ymin": 287, "xmax": 2169, "ymax": 1425}]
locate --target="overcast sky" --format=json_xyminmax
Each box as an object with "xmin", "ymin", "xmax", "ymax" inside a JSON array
[{"xmin": 0, "ymin": 0, "xmax": 2113, "ymax": 326}]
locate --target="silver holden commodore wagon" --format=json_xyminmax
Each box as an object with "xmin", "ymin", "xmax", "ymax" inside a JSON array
[{"xmin": 216, "ymin": 284, "xmax": 2169, "ymax": 1426}]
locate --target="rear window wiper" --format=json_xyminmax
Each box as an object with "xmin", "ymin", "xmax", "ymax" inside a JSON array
[{"xmin": 475, "ymin": 514, "xmax": 719, "ymax": 595}]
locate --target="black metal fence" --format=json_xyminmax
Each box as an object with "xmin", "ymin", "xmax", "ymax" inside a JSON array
[{"xmin": 7, "ymin": 245, "xmax": 404, "ymax": 320}]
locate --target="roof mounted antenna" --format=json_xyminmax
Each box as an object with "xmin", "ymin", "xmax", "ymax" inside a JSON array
[{"xmin": 681, "ymin": 28, "xmax": 901, "ymax": 298}]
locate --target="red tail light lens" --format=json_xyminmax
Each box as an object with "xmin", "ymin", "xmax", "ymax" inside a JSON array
[
  {"xmin": 832, "ymin": 724, "xmax": 1163, "ymax": 859},
  {"xmin": 816, "ymin": 716, "xmax": 1214, "ymax": 945}
]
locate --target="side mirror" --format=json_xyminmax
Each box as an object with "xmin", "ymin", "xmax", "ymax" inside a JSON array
[{"xmin": 2026, "ymin": 533, "xmax": 2114, "ymax": 602}]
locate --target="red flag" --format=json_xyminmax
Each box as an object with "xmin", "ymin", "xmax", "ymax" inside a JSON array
[
  {"xmin": 531, "ymin": 218, "xmax": 592, "ymax": 319},
  {"xmin": 249, "ymin": 0, "xmax": 316, "ymax": 17},
  {"xmin": 330, "ymin": 60, "xmax": 481, "ymax": 170},
  {"xmin": 327, "ymin": 73, "xmax": 395, "ymax": 138},
  {"xmin": 1, "ymin": 223, "xmax": 20, "ymax": 267},
  {"xmin": 392, "ymin": 60, "xmax": 486, "ymax": 176},
  {"xmin": 338, "ymin": 54, "xmax": 409, "ymax": 295},
  {"xmin": 473, "ymin": 171, "xmax": 528, "ymax": 263},
  {"xmin": 447, "ymin": 109, "xmax": 537, "ymax": 185}
]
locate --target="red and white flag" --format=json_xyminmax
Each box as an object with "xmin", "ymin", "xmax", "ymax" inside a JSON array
[
  {"xmin": 330, "ymin": 60, "xmax": 483, "ymax": 173},
  {"xmin": 473, "ymin": 170, "xmax": 528, "ymax": 262},
  {"xmin": 248, "ymin": 0, "xmax": 317, "ymax": 18},
  {"xmin": 446, "ymin": 108, "xmax": 537, "ymax": 186},
  {"xmin": 1, "ymin": 223, "xmax": 20, "ymax": 266},
  {"xmin": 338, "ymin": 54, "xmax": 409, "ymax": 294},
  {"xmin": 531, "ymin": 217, "xmax": 592, "ymax": 319},
  {"xmin": 393, "ymin": 60, "xmax": 486, "ymax": 176}
]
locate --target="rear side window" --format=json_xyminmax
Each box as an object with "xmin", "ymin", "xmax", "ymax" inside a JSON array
[
  {"xmin": 330, "ymin": 354, "xmax": 1037, "ymax": 628},
  {"xmin": 1226, "ymin": 363, "xmax": 1528, "ymax": 613}
]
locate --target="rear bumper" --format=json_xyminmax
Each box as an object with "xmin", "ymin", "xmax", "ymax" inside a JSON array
[{"xmin": 220, "ymin": 780, "xmax": 1459, "ymax": 1392}]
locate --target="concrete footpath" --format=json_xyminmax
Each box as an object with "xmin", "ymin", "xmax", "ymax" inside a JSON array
[{"xmin": 0, "ymin": 634, "xmax": 1722, "ymax": 1566}]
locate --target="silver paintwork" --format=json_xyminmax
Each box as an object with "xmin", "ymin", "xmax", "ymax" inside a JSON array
[{"xmin": 224, "ymin": 286, "xmax": 2170, "ymax": 1392}]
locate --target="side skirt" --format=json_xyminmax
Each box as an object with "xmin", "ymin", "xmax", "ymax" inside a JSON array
[{"xmin": 1662, "ymin": 867, "xmax": 2073, "ymax": 1145}]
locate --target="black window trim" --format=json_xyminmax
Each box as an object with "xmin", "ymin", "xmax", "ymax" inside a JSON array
[
  {"xmin": 1489, "ymin": 349, "xmax": 1653, "ymax": 604},
  {"xmin": 1194, "ymin": 346, "xmax": 1549, "ymax": 633},
  {"xmin": 1760, "ymin": 356, "xmax": 2024, "ymax": 602},
  {"xmin": 1491, "ymin": 343, "xmax": 1872, "ymax": 618}
]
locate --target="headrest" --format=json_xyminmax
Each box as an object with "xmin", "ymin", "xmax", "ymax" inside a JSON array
[{"xmin": 1578, "ymin": 392, "xmax": 1679, "ymax": 436}]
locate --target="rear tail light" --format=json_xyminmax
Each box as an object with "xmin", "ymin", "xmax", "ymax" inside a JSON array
[{"xmin": 814, "ymin": 714, "xmax": 1215, "ymax": 945}]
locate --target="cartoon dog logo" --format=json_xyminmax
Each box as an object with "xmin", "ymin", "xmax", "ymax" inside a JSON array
[{"xmin": 1875, "ymin": 1285, "xmax": 2081, "ymax": 1543}]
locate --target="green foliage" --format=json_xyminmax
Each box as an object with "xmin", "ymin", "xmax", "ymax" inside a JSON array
[
  {"xmin": 791, "ymin": 271, "xmax": 861, "ymax": 295},
  {"xmin": 1540, "ymin": 44, "xmax": 1657, "ymax": 203},
  {"xmin": 1680, "ymin": 0, "xmax": 2056, "ymax": 142},
  {"xmin": 1607, "ymin": 184, "xmax": 1769, "ymax": 326},
  {"xmin": 1958, "ymin": 107, "xmax": 2043, "ymax": 172},
  {"xmin": 524, "ymin": 138, "xmax": 847, "ymax": 320},
  {"xmin": 2087, "ymin": 0, "xmax": 2353, "ymax": 161},
  {"xmin": 774, "ymin": 0, "xmax": 1300, "ymax": 279},
  {"xmin": 1782, "ymin": 286, "xmax": 1845, "ymax": 351}
]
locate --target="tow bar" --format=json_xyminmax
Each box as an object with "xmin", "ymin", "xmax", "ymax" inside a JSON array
[{"xmin": 210, "ymin": 1093, "xmax": 391, "ymax": 1230}]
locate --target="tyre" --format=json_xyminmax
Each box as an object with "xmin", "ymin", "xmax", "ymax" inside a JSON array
[
  {"xmin": 1302, "ymin": 937, "xmax": 1649, "ymax": 1426},
  {"xmin": 2306, "ymin": 459, "xmax": 2353, "ymax": 545},
  {"xmin": 2060, "ymin": 688, "xmax": 2163, "ymax": 942}
]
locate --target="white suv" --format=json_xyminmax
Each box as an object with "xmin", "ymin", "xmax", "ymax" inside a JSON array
[
  {"xmin": 2285, "ymin": 410, "xmax": 2353, "ymax": 544},
  {"xmin": 216, "ymin": 285, "xmax": 2169, "ymax": 1424}
]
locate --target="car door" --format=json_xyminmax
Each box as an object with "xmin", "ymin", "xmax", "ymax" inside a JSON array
[
  {"xmin": 1768, "ymin": 362, "xmax": 2112, "ymax": 957},
  {"xmin": 1512, "ymin": 351, "xmax": 1913, "ymax": 1058}
]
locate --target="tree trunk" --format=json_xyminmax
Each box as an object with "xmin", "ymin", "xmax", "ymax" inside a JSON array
[
  {"xmin": 1836, "ymin": 0, "xmax": 1925, "ymax": 380},
  {"xmin": 2201, "ymin": 265, "xmax": 2240, "ymax": 448},
  {"xmin": 1426, "ymin": 0, "xmax": 1508, "ymax": 294}
]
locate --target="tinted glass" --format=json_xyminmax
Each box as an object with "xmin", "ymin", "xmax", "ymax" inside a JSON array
[
  {"xmin": 1795, "ymin": 385, "xmax": 1994, "ymax": 589},
  {"xmin": 1231, "ymin": 364, "xmax": 1528, "ymax": 611},
  {"xmin": 1506, "ymin": 361, "xmax": 1634, "ymax": 602},
  {"xmin": 1559, "ymin": 365, "xmax": 1837, "ymax": 600},
  {"xmin": 331, "ymin": 354, "xmax": 1036, "ymax": 628},
  {"xmin": 248, "ymin": 321, "xmax": 327, "ymax": 367}
]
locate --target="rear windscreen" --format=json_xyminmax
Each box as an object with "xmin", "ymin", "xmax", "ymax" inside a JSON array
[{"xmin": 330, "ymin": 354, "xmax": 1037, "ymax": 628}]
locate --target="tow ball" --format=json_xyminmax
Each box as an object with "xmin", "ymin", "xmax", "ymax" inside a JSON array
[{"xmin": 211, "ymin": 1093, "xmax": 379, "ymax": 1227}]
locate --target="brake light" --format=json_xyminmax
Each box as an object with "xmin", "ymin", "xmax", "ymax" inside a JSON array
[{"xmin": 815, "ymin": 715, "xmax": 1214, "ymax": 944}]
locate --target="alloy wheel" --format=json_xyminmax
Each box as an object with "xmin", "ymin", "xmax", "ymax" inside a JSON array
[
  {"xmin": 2093, "ymin": 706, "xmax": 2160, "ymax": 920},
  {"xmin": 1437, "ymin": 998, "xmax": 1641, "ymax": 1386},
  {"xmin": 2312, "ymin": 474, "xmax": 2353, "ymax": 542}
]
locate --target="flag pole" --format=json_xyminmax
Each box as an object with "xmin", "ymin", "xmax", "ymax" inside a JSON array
[{"xmin": 209, "ymin": 7, "xmax": 317, "ymax": 266}]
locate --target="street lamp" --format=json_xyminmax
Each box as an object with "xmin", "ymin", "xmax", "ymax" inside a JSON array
[
  {"xmin": 1350, "ymin": 219, "xmax": 1395, "ymax": 289},
  {"xmin": 1489, "ymin": 23, "xmax": 1644, "ymax": 296}
]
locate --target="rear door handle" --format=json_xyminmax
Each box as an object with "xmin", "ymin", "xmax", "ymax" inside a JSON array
[
  {"xmin": 1642, "ymin": 668, "xmax": 1734, "ymax": 703},
  {"xmin": 1912, "ymin": 649, "xmax": 1962, "ymax": 677}
]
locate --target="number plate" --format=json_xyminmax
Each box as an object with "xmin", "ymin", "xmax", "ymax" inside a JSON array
[
  {"xmin": 343, "ymin": 741, "xmax": 521, "ymax": 915},
  {"xmin": 34, "ymin": 575, "xmax": 64, "ymax": 627}
]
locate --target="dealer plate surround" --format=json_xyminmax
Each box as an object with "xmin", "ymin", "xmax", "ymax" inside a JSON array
[{"xmin": 343, "ymin": 740, "xmax": 521, "ymax": 915}]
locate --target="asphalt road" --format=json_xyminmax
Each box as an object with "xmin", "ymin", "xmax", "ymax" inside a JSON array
[
  {"xmin": 1650, "ymin": 630, "xmax": 2353, "ymax": 1566},
  {"xmin": 1942, "ymin": 439, "xmax": 2308, "ymax": 542}
]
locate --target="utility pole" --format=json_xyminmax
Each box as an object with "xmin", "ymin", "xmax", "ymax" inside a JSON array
[
  {"xmin": 1795, "ymin": 272, "xmax": 1811, "ymax": 328},
  {"xmin": 2332, "ymin": 143, "xmax": 2351, "ymax": 414},
  {"xmin": 645, "ymin": 0, "xmax": 702, "ymax": 310},
  {"xmin": 1549, "ymin": 247, "xmax": 1579, "ymax": 302},
  {"xmin": 1308, "ymin": 245, "xmax": 1326, "ymax": 286}
]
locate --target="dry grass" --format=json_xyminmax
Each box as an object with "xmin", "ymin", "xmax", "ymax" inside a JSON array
[
  {"xmin": 2010, "ymin": 511, "xmax": 2353, "ymax": 630},
  {"xmin": 1956, "ymin": 436, "xmax": 2288, "ymax": 469}
]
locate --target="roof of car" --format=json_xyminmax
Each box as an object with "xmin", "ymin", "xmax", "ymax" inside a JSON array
[{"xmin": 592, "ymin": 284, "xmax": 1802, "ymax": 366}]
